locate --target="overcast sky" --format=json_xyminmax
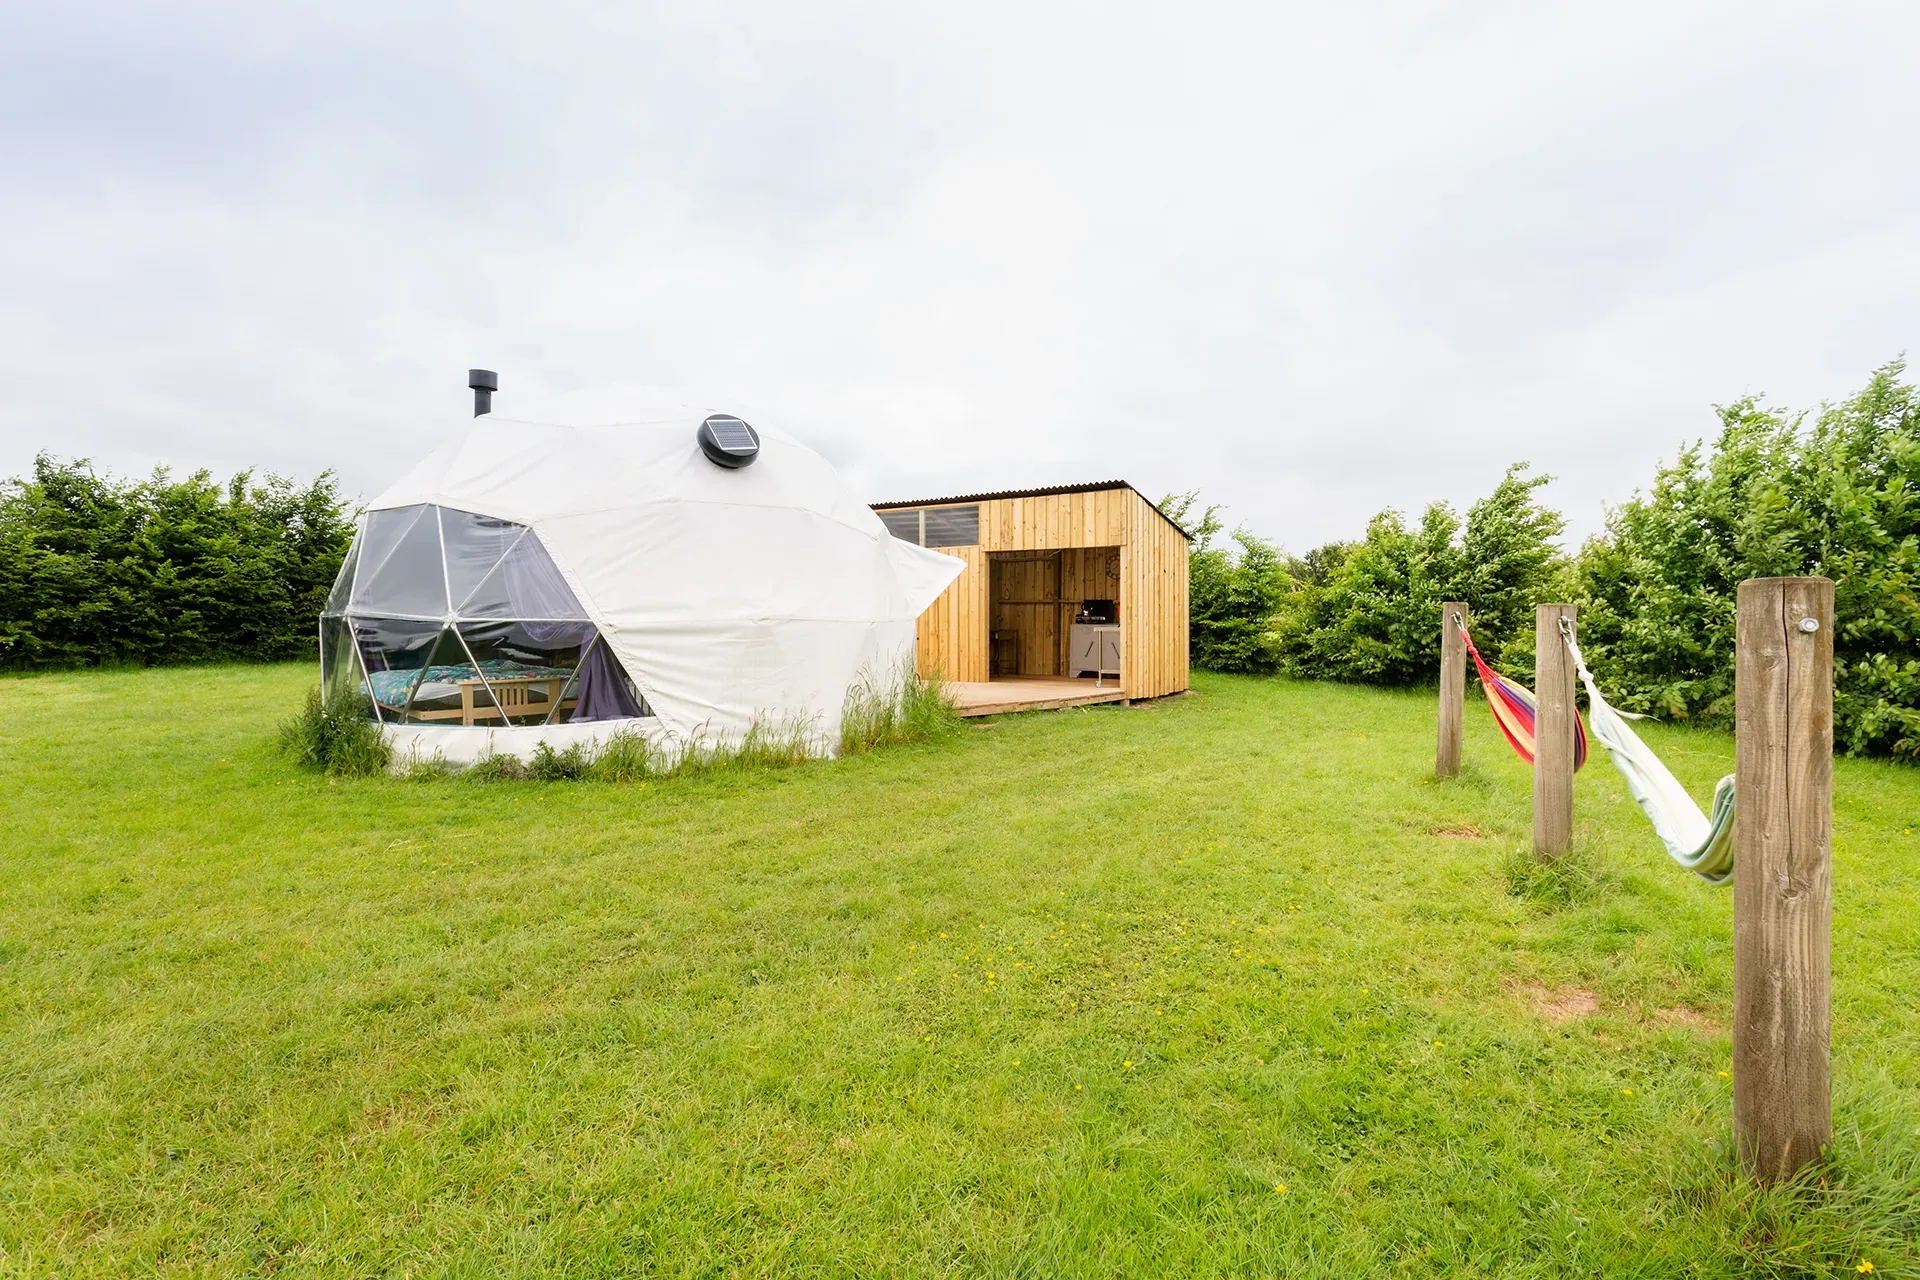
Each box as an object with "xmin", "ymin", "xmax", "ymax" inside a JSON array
[{"xmin": 3, "ymin": 1, "xmax": 1915, "ymax": 550}]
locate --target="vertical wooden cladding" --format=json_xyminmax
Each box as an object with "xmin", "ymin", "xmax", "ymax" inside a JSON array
[
  {"xmin": 898, "ymin": 486, "xmax": 1188, "ymax": 698},
  {"xmin": 1119, "ymin": 487, "xmax": 1189, "ymax": 700},
  {"xmin": 915, "ymin": 545, "xmax": 988, "ymax": 681}
]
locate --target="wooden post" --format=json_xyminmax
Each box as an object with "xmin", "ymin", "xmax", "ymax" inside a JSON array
[
  {"xmin": 1733, "ymin": 576, "xmax": 1833, "ymax": 1182},
  {"xmin": 1532, "ymin": 604, "xmax": 1577, "ymax": 858},
  {"xmin": 1437, "ymin": 602, "xmax": 1468, "ymax": 778}
]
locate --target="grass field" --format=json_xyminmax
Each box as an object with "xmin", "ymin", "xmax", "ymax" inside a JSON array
[{"xmin": 3, "ymin": 665, "xmax": 1918, "ymax": 1278}]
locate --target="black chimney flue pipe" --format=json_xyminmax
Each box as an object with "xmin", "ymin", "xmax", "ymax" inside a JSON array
[{"xmin": 468, "ymin": 368, "xmax": 498, "ymax": 417}]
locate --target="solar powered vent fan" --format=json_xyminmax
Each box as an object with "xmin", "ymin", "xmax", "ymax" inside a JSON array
[{"xmin": 698, "ymin": 414, "xmax": 760, "ymax": 468}]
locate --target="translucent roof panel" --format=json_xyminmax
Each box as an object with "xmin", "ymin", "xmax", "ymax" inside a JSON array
[
  {"xmin": 352, "ymin": 505, "xmax": 450, "ymax": 618},
  {"xmin": 323, "ymin": 537, "xmax": 360, "ymax": 616},
  {"xmin": 458, "ymin": 529, "xmax": 590, "ymax": 621},
  {"xmin": 440, "ymin": 507, "xmax": 528, "ymax": 612}
]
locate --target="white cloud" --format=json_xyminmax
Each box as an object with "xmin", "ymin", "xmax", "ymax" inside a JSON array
[{"xmin": 2, "ymin": 0, "xmax": 1914, "ymax": 550}]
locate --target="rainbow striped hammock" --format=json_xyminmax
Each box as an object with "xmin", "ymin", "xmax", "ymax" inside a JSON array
[{"xmin": 1455, "ymin": 615, "xmax": 1588, "ymax": 770}]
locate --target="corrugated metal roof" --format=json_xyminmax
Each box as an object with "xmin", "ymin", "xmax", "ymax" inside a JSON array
[{"xmin": 870, "ymin": 479, "xmax": 1191, "ymax": 540}]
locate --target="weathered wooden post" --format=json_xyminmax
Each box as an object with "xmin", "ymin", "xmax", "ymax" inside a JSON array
[
  {"xmin": 1437, "ymin": 601, "xmax": 1468, "ymax": 778},
  {"xmin": 1733, "ymin": 576, "xmax": 1834, "ymax": 1181},
  {"xmin": 1533, "ymin": 604, "xmax": 1577, "ymax": 858}
]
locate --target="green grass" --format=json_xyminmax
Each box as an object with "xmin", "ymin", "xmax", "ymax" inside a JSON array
[{"xmin": 3, "ymin": 664, "xmax": 1918, "ymax": 1278}]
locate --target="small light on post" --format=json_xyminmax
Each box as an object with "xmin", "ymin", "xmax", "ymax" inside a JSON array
[{"xmin": 468, "ymin": 369, "xmax": 498, "ymax": 418}]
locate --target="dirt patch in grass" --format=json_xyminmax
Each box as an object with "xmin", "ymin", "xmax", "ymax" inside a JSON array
[
  {"xmin": 1654, "ymin": 1005, "xmax": 1724, "ymax": 1035},
  {"xmin": 1518, "ymin": 980, "xmax": 1600, "ymax": 1023},
  {"xmin": 1432, "ymin": 824, "xmax": 1485, "ymax": 839}
]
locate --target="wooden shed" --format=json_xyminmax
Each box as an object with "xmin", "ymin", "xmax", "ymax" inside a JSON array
[{"xmin": 871, "ymin": 481, "xmax": 1190, "ymax": 715}]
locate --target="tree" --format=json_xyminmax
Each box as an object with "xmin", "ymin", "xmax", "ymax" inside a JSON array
[
  {"xmin": 1575, "ymin": 362, "xmax": 1920, "ymax": 757},
  {"xmin": 1269, "ymin": 464, "xmax": 1567, "ymax": 685},
  {"xmin": 0, "ymin": 455, "xmax": 356, "ymax": 668},
  {"xmin": 1159, "ymin": 492, "xmax": 1290, "ymax": 673}
]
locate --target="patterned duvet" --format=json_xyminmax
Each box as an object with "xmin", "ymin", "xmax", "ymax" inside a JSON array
[{"xmin": 368, "ymin": 660, "xmax": 573, "ymax": 710}]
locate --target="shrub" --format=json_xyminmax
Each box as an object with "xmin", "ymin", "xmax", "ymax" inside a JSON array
[
  {"xmin": 279, "ymin": 685, "xmax": 391, "ymax": 777},
  {"xmin": 0, "ymin": 455, "xmax": 354, "ymax": 669},
  {"xmin": 1158, "ymin": 493, "xmax": 1290, "ymax": 673},
  {"xmin": 1575, "ymin": 361, "xmax": 1920, "ymax": 757},
  {"xmin": 1268, "ymin": 464, "xmax": 1568, "ymax": 685}
]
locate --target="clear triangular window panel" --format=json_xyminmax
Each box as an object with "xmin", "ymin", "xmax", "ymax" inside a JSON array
[
  {"xmin": 457, "ymin": 529, "xmax": 590, "ymax": 621},
  {"xmin": 457, "ymin": 620, "xmax": 587, "ymax": 725},
  {"xmin": 398, "ymin": 627, "xmax": 504, "ymax": 725},
  {"xmin": 352, "ymin": 505, "xmax": 448, "ymax": 618},
  {"xmin": 320, "ymin": 615, "xmax": 370, "ymax": 707},
  {"xmin": 324, "ymin": 537, "xmax": 360, "ymax": 616},
  {"xmin": 439, "ymin": 507, "xmax": 528, "ymax": 614},
  {"xmin": 351, "ymin": 616, "xmax": 444, "ymax": 721}
]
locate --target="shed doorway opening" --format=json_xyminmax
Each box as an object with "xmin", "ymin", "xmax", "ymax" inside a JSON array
[{"xmin": 987, "ymin": 547, "xmax": 1121, "ymax": 680}]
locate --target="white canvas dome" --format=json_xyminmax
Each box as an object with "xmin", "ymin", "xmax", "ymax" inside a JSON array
[{"xmin": 322, "ymin": 411, "xmax": 962, "ymax": 762}]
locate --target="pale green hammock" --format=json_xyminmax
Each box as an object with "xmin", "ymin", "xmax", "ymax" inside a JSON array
[{"xmin": 1557, "ymin": 619, "xmax": 1735, "ymax": 884}]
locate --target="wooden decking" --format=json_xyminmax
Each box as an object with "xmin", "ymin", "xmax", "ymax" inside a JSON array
[{"xmin": 944, "ymin": 676, "xmax": 1128, "ymax": 718}]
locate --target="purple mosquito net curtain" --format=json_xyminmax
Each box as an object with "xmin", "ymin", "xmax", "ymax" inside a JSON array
[
  {"xmin": 572, "ymin": 640, "xmax": 645, "ymax": 721},
  {"xmin": 501, "ymin": 535, "xmax": 644, "ymax": 721}
]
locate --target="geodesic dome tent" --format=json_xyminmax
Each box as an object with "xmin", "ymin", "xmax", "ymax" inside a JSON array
[{"xmin": 320, "ymin": 411, "xmax": 964, "ymax": 763}]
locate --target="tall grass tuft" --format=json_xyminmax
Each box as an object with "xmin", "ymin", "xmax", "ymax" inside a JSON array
[
  {"xmin": 528, "ymin": 740, "xmax": 592, "ymax": 781},
  {"xmin": 586, "ymin": 729, "xmax": 655, "ymax": 783},
  {"xmin": 1502, "ymin": 842, "xmax": 1605, "ymax": 905},
  {"xmin": 291, "ymin": 660, "xmax": 954, "ymax": 785},
  {"xmin": 279, "ymin": 686, "xmax": 392, "ymax": 777},
  {"xmin": 735, "ymin": 714, "xmax": 818, "ymax": 770},
  {"xmin": 649, "ymin": 715, "xmax": 818, "ymax": 777},
  {"xmin": 840, "ymin": 656, "xmax": 958, "ymax": 756},
  {"xmin": 465, "ymin": 749, "xmax": 532, "ymax": 782}
]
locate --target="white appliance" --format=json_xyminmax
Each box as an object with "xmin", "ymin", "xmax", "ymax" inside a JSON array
[{"xmin": 1070, "ymin": 624, "xmax": 1122, "ymax": 686}]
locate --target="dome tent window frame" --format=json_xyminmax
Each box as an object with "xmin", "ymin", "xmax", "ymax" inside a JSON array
[{"xmin": 320, "ymin": 503, "xmax": 650, "ymax": 727}]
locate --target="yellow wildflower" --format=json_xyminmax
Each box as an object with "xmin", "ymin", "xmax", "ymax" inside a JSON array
[
  {"xmin": 1124, "ymin": 1059, "xmax": 1134, "ymax": 1069},
  {"xmin": 1857, "ymin": 1260, "xmax": 1874, "ymax": 1273},
  {"xmin": 1622, "ymin": 1088, "xmax": 1632, "ymax": 1096},
  {"xmin": 1274, "ymin": 1183, "xmax": 1287, "ymax": 1193}
]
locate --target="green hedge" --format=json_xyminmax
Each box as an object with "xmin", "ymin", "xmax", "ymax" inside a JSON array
[
  {"xmin": 0, "ymin": 455, "xmax": 354, "ymax": 669},
  {"xmin": 1575, "ymin": 363, "xmax": 1919, "ymax": 758},
  {"xmin": 1168, "ymin": 361, "xmax": 1920, "ymax": 759}
]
